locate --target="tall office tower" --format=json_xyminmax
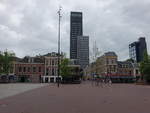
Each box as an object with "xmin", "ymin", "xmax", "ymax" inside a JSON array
[
  {"xmin": 70, "ymin": 12, "xmax": 83, "ymax": 59},
  {"xmin": 77, "ymin": 36, "xmax": 89, "ymax": 69},
  {"xmin": 129, "ymin": 37, "xmax": 147, "ymax": 62}
]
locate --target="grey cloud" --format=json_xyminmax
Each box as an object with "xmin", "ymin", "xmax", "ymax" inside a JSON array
[{"xmin": 0, "ymin": 0, "xmax": 149, "ymax": 61}]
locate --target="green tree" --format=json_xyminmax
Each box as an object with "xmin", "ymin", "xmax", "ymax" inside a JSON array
[
  {"xmin": 0, "ymin": 50, "xmax": 15, "ymax": 75},
  {"xmin": 60, "ymin": 58, "xmax": 71, "ymax": 78},
  {"xmin": 140, "ymin": 51, "xmax": 150, "ymax": 83},
  {"xmin": 0, "ymin": 52, "xmax": 4, "ymax": 74},
  {"xmin": 126, "ymin": 58, "xmax": 134, "ymax": 63}
]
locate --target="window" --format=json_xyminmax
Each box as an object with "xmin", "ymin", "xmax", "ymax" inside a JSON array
[
  {"xmin": 23, "ymin": 67, "xmax": 26, "ymax": 72},
  {"xmin": 52, "ymin": 68, "xmax": 54, "ymax": 75},
  {"xmin": 46, "ymin": 60, "xmax": 48, "ymax": 65},
  {"xmin": 28, "ymin": 67, "xmax": 30, "ymax": 72},
  {"xmin": 39, "ymin": 67, "xmax": 41, "ymax": 72},
  {"xmin": 120, "ymin": 65, "xmax": 122, "ymax": 68},
  {"xmin": 55, "ymin": 69, "xmax": 57, "ymax": 75},
  {"xmin": 33, "ymin": 67, "xmax": 36, "ymax": 72},
  {"xmin": 106, "ymin": 59, "xmax": 109, "ymax": 64},
  {"xmin": 55, "ymin": 60, "xmax": 57, "ymax": 65},
  {"xmin": 129, "ymin": 71, "xmax": 132, "ymax": 75},
  {"xmin": 52, "ymin": 60, "xmax": 54, "ymax": 65},
  {"xmin": 111, "ymin": 60, "xmax": 114, "ymax": 64},
  {"xmin": 136, "ymin": 70, "xmax": 139, "ymax": 74},
  {"xmin": 46, "ymin": 68, "xmax": 49, "ymax": 75},
  {"xmin": 19, "ymin": 67, "xmax": 22, "ymax": 72},
  {"xmin": 113, "ymin": 66, "xmax": 116, "ymax": 72},
  {"xmin": 50, "ymin": 60, "xmax": 51, "ymax": 66}
]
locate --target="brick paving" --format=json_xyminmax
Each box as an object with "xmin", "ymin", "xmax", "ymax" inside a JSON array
[
  {"xmin": 0, "ymin": 83, "xmax": 48, "ymax": 100},
  {"xmin": 0, "ymin": 82, "xmax": 150, "ymax": 113}
]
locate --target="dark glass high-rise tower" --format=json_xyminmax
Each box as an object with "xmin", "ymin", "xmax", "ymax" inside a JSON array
[
  {"xmin": 129, "ymin": 37, "xmax": 147, "ymax": 62},
  {"xmin": 70, "ymin": 12, "xmax": 83, "ymax": 59}
]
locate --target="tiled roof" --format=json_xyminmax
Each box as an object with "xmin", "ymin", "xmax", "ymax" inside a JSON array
[{"xmin": 104, "ymin": 52, "xmax": 117, "ymax": 57}]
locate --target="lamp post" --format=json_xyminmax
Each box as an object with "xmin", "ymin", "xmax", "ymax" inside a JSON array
[{"xmin": 57, "ymin": 7, "xmax": 62, "ymax": 87}]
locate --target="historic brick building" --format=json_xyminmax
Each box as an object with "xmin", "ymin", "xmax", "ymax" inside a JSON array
[
  {"xmin": 117, "ymin": 61, "xmax": 133, "ymax": 76},
  {"xmin": 15, "ymin": 56, "xmax": 45, "ymax": 83},
  {"xmin": 84, "ymin": 51, "xmax": 140, "ymax": 82},
  {"xmin": 93, "ymin": 52, "xmax": 118, "ymax": 76}
]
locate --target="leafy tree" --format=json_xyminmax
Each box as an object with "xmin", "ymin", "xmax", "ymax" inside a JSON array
[
  {"xmin": 60, "ymin": 58, "xmax": 71, "ymax": 78},
  {"xmin": 126, "ymin": 58, "xmax": 134, "ymax": 63},
  {"xmin": 0, "ymin": 50, "xmax": 15, "ymax": 75},
  {"xmin": 0, "ymin": 53, "xmax": 4, "ymax": 74},
  {"xmin": 140, "ymin": 51, "xmax": 150, "ymax": 83}
]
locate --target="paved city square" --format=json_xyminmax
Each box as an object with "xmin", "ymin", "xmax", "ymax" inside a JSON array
[
  {"xmin": 0, "ymin": 83, "xmax": 48, "ymax": 100},
  {"xmin": 0, "ymin": 82, "xmax": 150, "ymax": 113}
]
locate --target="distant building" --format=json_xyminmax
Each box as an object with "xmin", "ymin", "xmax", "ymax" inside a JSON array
[
  {"xmin": 15, "ymin": 52, "xmax": 63, "ymax": 83},
  {"xmin": 15, "ymin": 56, "xmax": 44, "ymax": 83},
  {"xmin": 101, "ymin": 52, "xmax": 118, "ymax": 75},
  {"xmin": 70, "ymin": 12, "xmax": 83, "ymax": 59},
  {"xmin": 42, "ymin": 52, "xmax": 62, "ymax": 83},
  {"xmin": 77, "ymin": 36, "xmax": 89, "ymax": 69},
  {"xmin": 88, "ymin": 52, "xmax": 118, "ymax": 76},
  {"xmin": 84, "ymin": 51, "xmax": 140, "ymax": 83},
  {"xmin": 129, "ymin": 37, "xmax": 147, "ymax": 62},
  {"xmin": 117, "ymin": 61, "xmax": 133, "ymax": 76}
]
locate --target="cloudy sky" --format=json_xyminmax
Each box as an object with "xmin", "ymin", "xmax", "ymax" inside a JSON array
[{"xmin": 0, "ymin": 0, "xmax": 150, "ymax": 61}]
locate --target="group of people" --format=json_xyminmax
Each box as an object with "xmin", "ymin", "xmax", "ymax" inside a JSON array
[{"xmin": 91, "ymin": 75, "xmax": 112, "ymax": 87}]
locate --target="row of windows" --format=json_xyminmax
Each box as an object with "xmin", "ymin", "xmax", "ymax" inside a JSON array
[
  {"xmin": 71, "ymin": 30, "xmax": 81, "ymax": 33},
  {"xmin": 46, "ymin": 68, "xmax": 57, "ymax": 76},
  {"xmin": 106, "ymin": 59, "xmax": 117, "ymax": 64},
  {"xmin": 71, "ymin": 27, "xmax": 81, "ymax": 29},
  {"xmin": 130, "ymin": 52, "xmax": 136, "ymax": 57},
  {"xmin": 72, "ymin": 22, "xmax": 82, "ymax": 25},
  {"xmin": 130, "ymin": 51, "xmax": 136, "ymax": 55},
  {"xmin": 18, "ymin": 66, "xmax": 42, "ymax": 73},
  {"xmin": 119, "ymin": 65, "xmax": 131, "ymax": 68},
  {"xmin": 107, "ymin": 69, "xmax": 117, "ymax": 73},
  {"xmin": 129, "ymin": 47, "xmax": 136, "ymax": 50},
  {"xmin": 45, "ymin": 60, "xmax": 57, "ymax": 66},
  {"xmin": 118, "ymin": 70, "xmax": 132, "ymax": 74}
]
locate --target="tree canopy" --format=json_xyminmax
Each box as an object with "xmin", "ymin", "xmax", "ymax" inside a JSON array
[
  {"xmin": 0, "ymin": 50, "xmax": 15, "ymax": 75},
  {"xmin": 140, "ymin": 51, "xmax": 150, "ymax": 83},
  {"xmin": 60, "ymin": 58, "xmax": 71, "ymax": 78},
  {"xmin": 126, "ymin": 58, "xmax": 134, "ymax": 63}
]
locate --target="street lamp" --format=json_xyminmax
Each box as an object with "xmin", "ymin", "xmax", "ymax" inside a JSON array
[{"xmin": 57, "ymin": 6, "xmax": 62, "ymax": 87}]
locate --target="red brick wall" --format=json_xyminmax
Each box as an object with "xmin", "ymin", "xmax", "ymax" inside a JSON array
[{"xmin": 15, "ymin": 63, "xmax": 45, "ymax": 82}]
